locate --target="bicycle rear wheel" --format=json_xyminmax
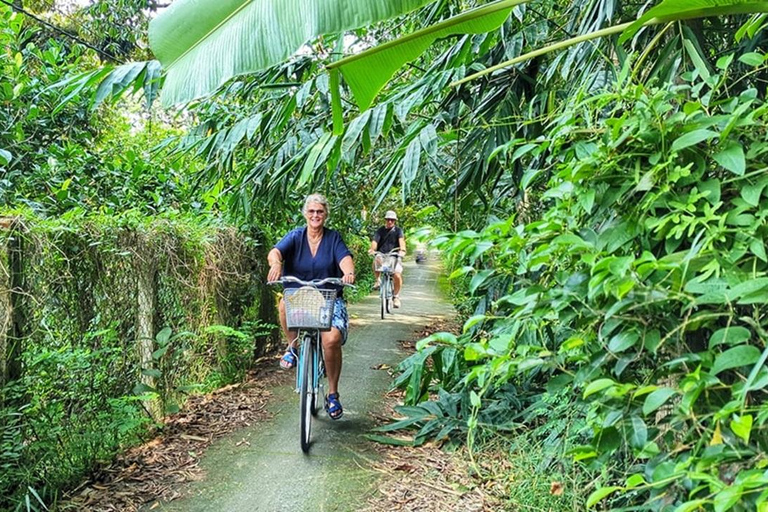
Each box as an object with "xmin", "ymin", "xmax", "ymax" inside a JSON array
[
  {"xmin": 300, "ymin": 337, "xmax": 314, "ymax": 453},
  {"xmin": 311, "ymin": 344, "xmax": 323, "ymax": 416}
]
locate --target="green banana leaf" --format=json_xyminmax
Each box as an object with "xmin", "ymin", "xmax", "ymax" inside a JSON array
[
  {"xmin": 328, "ymin": 0, "xmax": 524, "ymax": 118},
  {"xmin": 148, "ymin": 0, "xmax": 433, "ymax": 106},
  {"xmin": 620, "ymin": 0, "xmax": 768, "ymax": 43}
]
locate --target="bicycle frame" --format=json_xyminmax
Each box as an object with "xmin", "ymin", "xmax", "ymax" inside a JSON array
[
  {"xmin": 374, "ymin": 250, "xmax": 401, "ymax": 319},
  {"xmin": 268, "ymin": 275, "xmax": 352, "ymax": 453}
]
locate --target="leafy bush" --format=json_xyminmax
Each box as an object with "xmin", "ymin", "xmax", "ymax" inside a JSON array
[
  {"xmin": 392, "ymin": 54, "xmax": 768, "ymax": 510},
  {"xmin": 0, "ymin": 210, "xmax": 275, "ymax": 510}
]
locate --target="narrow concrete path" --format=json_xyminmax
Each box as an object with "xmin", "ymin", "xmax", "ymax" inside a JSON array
[{"xmin": 152, "ymin": 260, "xmax": 450, "ymax": 512}]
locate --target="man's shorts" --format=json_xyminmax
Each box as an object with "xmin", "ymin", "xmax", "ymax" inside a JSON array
[{"xmin": 332, "ymin": 297, "xmax": 349, "ymax": 345}]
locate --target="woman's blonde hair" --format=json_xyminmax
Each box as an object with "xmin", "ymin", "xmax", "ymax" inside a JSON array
[{"xmin": 303, "ymin": 193, "xmax": 330, "ymax": 216}]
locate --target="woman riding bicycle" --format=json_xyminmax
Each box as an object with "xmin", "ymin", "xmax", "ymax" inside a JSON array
[{"xmin": 267, "ymin": 193, "xmax": 355, "ymax": 420}]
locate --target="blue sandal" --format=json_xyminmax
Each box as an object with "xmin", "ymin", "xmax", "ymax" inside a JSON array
[
  {"xmin": 280, "ymin": 346, "xmax": 297, "ymax": 369},
  {"xmin": 325, "ymin": 393, "xmax": 343, "ymax": 420}
]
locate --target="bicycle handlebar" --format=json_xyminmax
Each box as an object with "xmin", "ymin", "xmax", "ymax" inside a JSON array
[
  {"xmin": 373, "ymin": 249, "xmax": 404, "ymax": 258},
  {"xmin": 268, "ymin": 275, "xmax": 356, "ymax": 288}
]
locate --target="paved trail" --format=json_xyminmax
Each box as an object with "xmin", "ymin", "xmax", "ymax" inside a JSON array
[{"xmin": 152, "ymin": 260, "xmax": 451, "ymax": 512}]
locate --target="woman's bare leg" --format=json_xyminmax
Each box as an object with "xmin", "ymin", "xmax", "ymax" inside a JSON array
[{"xmin": 321, "ymin": 328, "xmax": 343, "ymax": 395}]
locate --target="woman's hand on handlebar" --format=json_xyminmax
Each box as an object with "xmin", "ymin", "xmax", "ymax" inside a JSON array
[{"xmin": 267, "ymin": 263, "xmax": 282, "ymax": 283}]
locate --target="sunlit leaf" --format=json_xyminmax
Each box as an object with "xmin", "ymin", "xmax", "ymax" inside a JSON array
[
  {"xmin": 463, "ymin": 315, "xmax": 486, "ymax": 332},
  {"xmin": 149, "ymin": 0, "xmax": 434, "ymax": 105},
  {"xmin": 642, "ymin": 387, "xmax": 677, "ymax": 416},
  {"xmin": 625, "ymin": 474, "xmax": 646, "ymax": 488},
  {"xmin": 712, "ymin": 345, "xmax": 761, "ymax": 375},
  {"xmin": 739, "ymin": 51, "xmax": 766, "ymax": 65},
  {"xmin": 731, "ymin": 414, "xmax": 753, "ymax": 443},
  {"xmin": 620, "ymin": 0, "xmax": 768, "ymax": 44},
  {"xmin": 583, "ymin": 378, "xmax": 616, "ymax": 399},
  {"xmin": 714, "ymin": 485, "xmax": 744, "ymax": 512},
  {"xmin": 586, "ymin": 486, "xmax": 621, "ymax": 508}
]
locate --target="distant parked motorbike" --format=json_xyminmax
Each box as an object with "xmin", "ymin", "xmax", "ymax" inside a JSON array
[{"xmin": 415, "ymin": 249, "xmax": 427, "ymax": 264}]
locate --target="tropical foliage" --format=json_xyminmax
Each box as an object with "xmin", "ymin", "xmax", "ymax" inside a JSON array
[
  {"xmin": 0, "ymin": 1, "xmax": 188, "ymax": 217},
  {"xmin": 394, "ymin": 66, "xmax": 768, "ymax": 508},
  {"xmin": 3, "ymin": 0, "xmax": 768, "ymax": 509}
]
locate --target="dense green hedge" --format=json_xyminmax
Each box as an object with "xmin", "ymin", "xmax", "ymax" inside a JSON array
[
  {"xmin": 394, "ymin": 59, "xmax": 768, "ymax": 509},
  {"xmin": 0, "ymin": 210, "xmax": 276, "ymax": 510}
]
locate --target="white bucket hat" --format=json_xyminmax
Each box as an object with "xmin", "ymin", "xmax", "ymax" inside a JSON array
[{"xmin": 384, "ymin": 210, "xmax": 398, "ymax": 220}]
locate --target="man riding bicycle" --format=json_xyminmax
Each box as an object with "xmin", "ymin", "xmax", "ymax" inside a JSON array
[{"xmin": 368, "ymin": 210, "xmax": 406, "ymax": 308}]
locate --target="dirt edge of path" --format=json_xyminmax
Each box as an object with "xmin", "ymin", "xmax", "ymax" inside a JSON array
[
  {"xmin": 361, "ymin": 319, "xmax": 505, "ymax": 512},
  {"xmin": 60, "ymin": 319, "xmax": 494, "ymax": 512},
  {"xmin": 58, "ymin": 358, "xmax": 289, "ymax": 512}
]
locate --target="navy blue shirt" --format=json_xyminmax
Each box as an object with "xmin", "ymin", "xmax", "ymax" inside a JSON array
[
  {"xmin": 275, "ymin": 227, "xmax": 353, "ymax": 296},
  {"xmin": 374, "ymin": 225, "xmax": 404, "ymax": 254}
]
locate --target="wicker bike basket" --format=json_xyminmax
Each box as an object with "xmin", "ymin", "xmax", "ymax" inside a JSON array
[
  {"xmin": 283, "ymin": 286, "xmax": 336, "ymax": 330},
  {"xmin": 374, "ymin": 254, "xmax": 399, "ymax": 272}
]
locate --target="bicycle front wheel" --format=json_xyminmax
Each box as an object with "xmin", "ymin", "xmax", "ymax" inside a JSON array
[
  {"xmin": 380, "ymin": 276, "xmax": 386, "ymax": 319},
  {"xmin": 386, "ymin": 277, "xmax": 394, "ymax": 314},
  {"xmin": 300, "ymin": 337, "xmax": 314, "ymax": 453}
]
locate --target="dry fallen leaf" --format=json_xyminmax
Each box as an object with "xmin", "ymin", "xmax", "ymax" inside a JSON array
[{"xmin": 56, "ymin": 363, "xmax": 285, "ymax": 512}]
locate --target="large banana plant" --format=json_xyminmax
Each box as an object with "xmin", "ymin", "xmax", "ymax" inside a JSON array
[
  {"xmin": 148, "ymin": 0, "xmax": 434, "ymax": 106},
  {"xmin": 123, "ymin": 0, "xmax": 767, "ymax": 228}
]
